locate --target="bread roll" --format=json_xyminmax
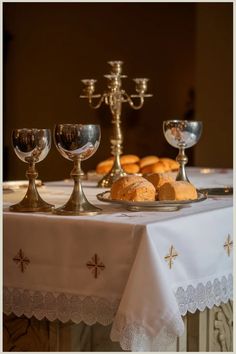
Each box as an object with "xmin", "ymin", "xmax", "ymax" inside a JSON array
[
  {"xmin": 120, "ymin": 180, "xmax": 156, "ymax": 201},
  {"xmin": 96, "ymin": 159, "xmax": 113, "ymax": 174},
  {"xmin": 139, "ymin": 155, "xmax": 159, "ymax": 168},
  {"xmin": 145, "ymin": 173, "xmax": 174, "ymax": 189},
  {"xmin": 159, "ymin": 181, "xmax": 198, "ymax": 201},
  {"xmin": 122, "ymin": 163, "xmax": 140, "ymax": 174},
  {"xmin": 111, "ymin": 175, "xmax": 145, "ymax": 200},
  {"xmin": 96, "ymin": 155, "xmax": 140, "ymax": 175},
  {"xmin": 141, "ymin": 161, "xmax": 168, "ymax": 174},
  {"xmin": 120, "ymin": 154, "xmax": 140, "ymax": 164},
  {"xmin": 159, "ymin": 158, "xmax": 179, "ymax": 171},
  {"xmin": 96, "ymin": 155, "xmax": 178, "ymax": 175}
]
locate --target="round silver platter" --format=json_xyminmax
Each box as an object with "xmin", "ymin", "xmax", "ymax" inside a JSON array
[{"xmin": 96, "ymin": 191, "xmax": 207, "ymax": 212}]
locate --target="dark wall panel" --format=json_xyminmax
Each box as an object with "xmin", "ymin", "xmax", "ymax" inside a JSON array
[{"xmin": 4, "ymin": 3, "xmax": 196, "ymax": 180}]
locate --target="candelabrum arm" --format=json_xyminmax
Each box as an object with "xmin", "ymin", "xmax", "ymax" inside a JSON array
[
  {"xmin": 88, "ymin": 93, "xmax": 106, "ymax": 109},
  {"xmin": 123, "ymin": 92, "xmax": 144, "ymax": 110}
]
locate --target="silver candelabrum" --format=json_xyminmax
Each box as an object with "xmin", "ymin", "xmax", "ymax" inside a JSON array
[{"xmin": 80, "ymin": 60, "xmax": 152, "ymax": 188}]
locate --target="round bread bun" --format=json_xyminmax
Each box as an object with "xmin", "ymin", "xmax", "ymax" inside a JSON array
[
  {"xmin": 120, "ymin": 154, "xmax": 140, "ymax": 164},
  {"xmin": 141, "ymin": 161, "xmax": 168, "ymax": 174},
  {"xmin": 96, "ymin": 159, "xmax": 113, "ymax": 175},
  {"xmin": 122, "ymin": 163, "xmax": 140, "ymax": 174},
  {"xmin": 103, "ymin": 154, "xmax": 140, "ymax": 164},
  {"xmin": 96, "ymin": 155, "xmax": 140, "ymax": 175},
  {"xmin": 159, "ymin": 181, "xmax": 197, "ymax": 201},
  {"xmin": 120, "ymin": 180, "xmax": 156, "ymax": 201},
  {"xmin": 159, "ymin": 158, "xmax": 179, "ymax": 171},
  {"xmin": 111, "ymin": 175, "xmax": 147, "ymax": 200},
  {"xmin": 139, "ymin": 155, "xmax": 159, "ymax": 169},
  {"xmin": 145, "ymin": 173, "xmax": 174, "ymax": 190}
]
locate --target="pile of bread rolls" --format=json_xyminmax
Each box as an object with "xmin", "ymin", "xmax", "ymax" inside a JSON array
[
  {"xmin": 96, "ymin": 154, "xmax": 179, "ymax": 175},
  {"xmin": 110, "ymin": 174, "xmax": 198, "ymax": 202}
]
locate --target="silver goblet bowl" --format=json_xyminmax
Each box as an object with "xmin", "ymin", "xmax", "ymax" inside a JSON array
[
  {"xmin": 53, "ymin": 124, "xmax": 102, "ymax": 216},
  {"xmin": 163, "ymin": 120, "xmax": 202, "ymax": 149},
  {"xmin": 12, "ymin": 128, "xmax": 51, "ymax": 164},
  {"xmin": 54, "ymin": 124, "xmax": 100, "ymax": 161},
  {"xmin": 10, "ymin": 128, "xmax": 54, "ymax": 212},
  {"xmin": 163, "ymin": 120, "xmax": 203, "ymax": 182}
]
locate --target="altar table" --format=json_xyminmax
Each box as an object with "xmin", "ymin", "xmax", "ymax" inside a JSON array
[{"xmin": 3, "ymin": 168, "xmax": 233, "ymax": 351}]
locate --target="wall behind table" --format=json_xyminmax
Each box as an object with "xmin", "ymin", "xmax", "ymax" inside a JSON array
[
  {"xmin": 195, "ymin": 3, "xmax": 233, "ymax": 169},
  {"xmin": 3, "ymin": 3, "xmax": 196, "ymax": 181},
  {"xmin": 4, "ymin": 3, "xmax": 195, "ymax": 180}
]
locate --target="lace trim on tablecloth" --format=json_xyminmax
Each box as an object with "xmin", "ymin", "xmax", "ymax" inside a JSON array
[
  {"xmin": 3, "ymin": 273, "xmax": 233, "ymax": 352},
  {"xmin": 3, "ymin": 287, "xmax": 119, "ymax": 325},
  {"xmin": 175, "ymin": 274, "xmax": 233, "ymax": 316},
  {"xmin": 110, "ymin": 311, "xmax": 184, "ymax": 351}
]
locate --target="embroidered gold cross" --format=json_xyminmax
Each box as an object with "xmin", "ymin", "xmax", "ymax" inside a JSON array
[
  {"xmin": 13, "ymin": 249, "xmax": 30, "ymax": 273},
  {"xmin": 86, "ymin": 254, "xmax": 105, "ymax": 279},
  {"xmin": 224, "ymin": 234, "xmax": 233, "ymax": 256},
  {"xmin": 164, "ymin": 245, "xmax": 178, "ymax": 269}
]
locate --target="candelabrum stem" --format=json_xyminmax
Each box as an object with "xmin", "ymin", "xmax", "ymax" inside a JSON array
[
  {"xmin": 176, "ymin": 146, "xmax": 189, "ymax": 182},
  {"xmin": 98, "ymin": 110, "xmax": 126, "ymax": 188},
  {"xmin": 9, "ymin": 162, "xmax": 54, "ymax": 212},
  {"xmin": 111, "ymin": 112, "xmax": 122, "ymax": 153}
]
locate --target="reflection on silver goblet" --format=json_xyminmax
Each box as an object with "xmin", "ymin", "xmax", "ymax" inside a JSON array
[
  {"xmin": 163, "ymin": 120, "xmax": 203, "ymax": 182},
  {"xmin": 10, "ymin": 128, "xmax": 54, "ymax": 212},
  {"xmin": 54, "ymin": 124, "xmax": 101, "ymax": 215}
]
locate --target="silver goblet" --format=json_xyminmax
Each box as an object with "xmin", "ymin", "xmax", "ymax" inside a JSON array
[
  {"xmin": 10, "ymin": 128, "xmax": 54, "ymax": 212},
  {"xmin": 163, "ymin": 120, "xmax": 203, "ymax": 182},
  {"xmin": 54, "ymin": 124, "xmax": 101, "ymax": 215}
]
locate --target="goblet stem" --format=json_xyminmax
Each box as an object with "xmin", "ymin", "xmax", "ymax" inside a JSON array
[
  {"xmin": 176, "ymin": 146, "xmax": 189, "ymax": 182},
  {"xmin": 69, "ymin": 159, "xmax": 88, "ymax": 206},
  {"xmin": 25, "ymin": 162, "xmax": 40, "ymax": 201},
  {"xmin": 54, "ymin": 159, "xmax": 101, "ymax": 216},
  {"xmin": 9, "ymin": 162, "xmax": 54, "ymax": 212}
]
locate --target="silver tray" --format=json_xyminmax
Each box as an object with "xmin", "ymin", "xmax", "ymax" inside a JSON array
[{"xmin": 96, "ymin": 191, "xmax": 207, "ymax": 212}]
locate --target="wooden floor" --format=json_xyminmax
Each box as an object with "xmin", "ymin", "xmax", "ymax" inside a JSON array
[{"xmin": 3, "ymin": 301, "xmax": 233, "ymax": 352}]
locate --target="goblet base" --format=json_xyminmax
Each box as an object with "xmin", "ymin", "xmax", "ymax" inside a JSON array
[
  {"xmin": 53, "ymin": 203, "xmax": 101, "ymax": 216},
  {"xmin": 10, "ymin": 199, "xmax": 54, "ymax": 213}
]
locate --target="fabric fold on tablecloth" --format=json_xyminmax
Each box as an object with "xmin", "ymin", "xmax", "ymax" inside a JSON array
[{"xmin": 110, "ymin": 231, "xmax": 185, "ymax": 351}]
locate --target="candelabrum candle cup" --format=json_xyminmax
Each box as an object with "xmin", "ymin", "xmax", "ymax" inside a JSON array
[
  {"xmin": 10, "ymin": 128, "xmax": 54, "ymax": 212},
  {"xmin": 163, "ymin": 120, "xmax": 203, "ymax": 183},
  {"xmin": 53, "ymin": 124, "xmax": 102, "ymax": 215}
]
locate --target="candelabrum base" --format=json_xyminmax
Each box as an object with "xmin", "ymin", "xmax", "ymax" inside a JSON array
[
  {"xmin": 9, "ymin": 196, "xmax": 54, "ymax": 213},
  {"xmin": 98, "ymin": 169, "xmax": 127, "ymax": 188}
]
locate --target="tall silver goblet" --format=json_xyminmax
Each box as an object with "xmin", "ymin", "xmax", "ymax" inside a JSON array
[
  {"xmin": 10, "ymin": 128, "xmax": 54, "ymax": 212},
  {"xmin": 163, "ymin": 120, "xmax": 203, "ymax": 182},
  {"xmin": 54, "ymin": 124, "xmax": 101, "ymax": 215}
]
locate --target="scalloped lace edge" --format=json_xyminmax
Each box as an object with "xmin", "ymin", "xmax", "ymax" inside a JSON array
[
  {"xmin": 3, "ymin": 273, "xmax": 233, "ymax": 352},
  {"xmin": 110, "ymin": 311, "xmax": 185, "ymax": 351},
  {"xmin": 3, "ymin": 287, "xmax": 119, "ymax": 326},
  {"xmin": 175, "ymin": 273, "xmax": 233, "ymax": 316}
]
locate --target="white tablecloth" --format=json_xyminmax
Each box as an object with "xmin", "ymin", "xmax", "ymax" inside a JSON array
[{"xmin": 3, "ymin": 168, "xmax": 233, "ymax": 351}]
